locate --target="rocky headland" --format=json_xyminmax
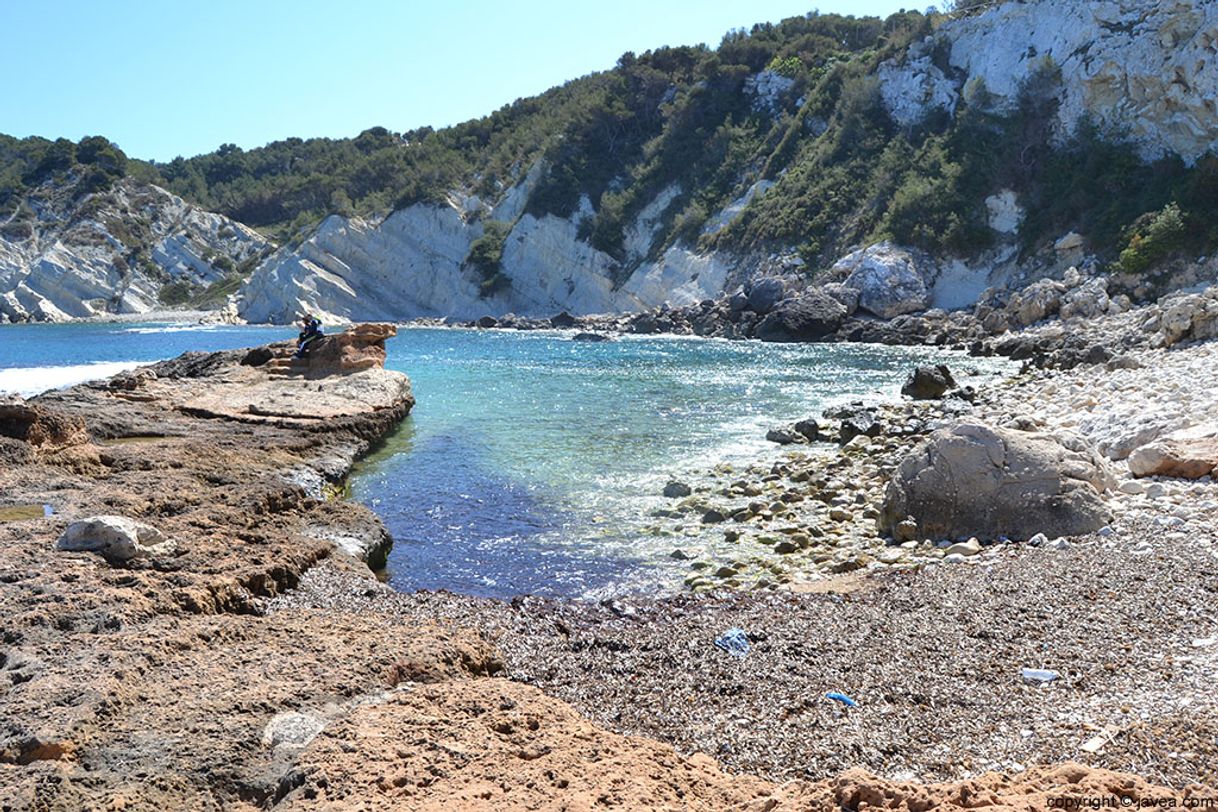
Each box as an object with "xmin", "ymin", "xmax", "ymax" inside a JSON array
[{"xmin": 2, "ymin": 314, "xmax": 1216, "ymax": 809}]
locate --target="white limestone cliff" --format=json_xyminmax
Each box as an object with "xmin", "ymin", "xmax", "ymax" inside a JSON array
[
  {"xmin": 0, "ymin": 179, "xmax": 268, "ymax": 323},
  {"xmin": 880, "ymin": 0, "xmax": 1218, "ymax": 163},
  {"xmin": 237, "ymin": 179, "xmax": 736, "ymax": 324}
]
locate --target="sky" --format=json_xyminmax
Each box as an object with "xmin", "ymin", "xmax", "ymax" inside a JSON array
[{"xmin": 1, "ymin": 0, "xmax": 915, "ymax": 163}]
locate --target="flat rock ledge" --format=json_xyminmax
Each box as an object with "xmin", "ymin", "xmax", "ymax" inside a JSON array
[{"xmin": 0, "ymin": 326, "xmax": 1208, "ymax": 809}]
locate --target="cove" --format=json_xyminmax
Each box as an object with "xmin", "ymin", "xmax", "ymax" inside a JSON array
[{"xmin": 352, "ymin": 327, "xmax": 1009, "ymax": 600}]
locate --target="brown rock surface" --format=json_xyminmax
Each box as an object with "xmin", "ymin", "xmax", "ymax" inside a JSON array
[{"xmin": 1128, "ymin": 425, "xmax": 1218, "ymax": 479}]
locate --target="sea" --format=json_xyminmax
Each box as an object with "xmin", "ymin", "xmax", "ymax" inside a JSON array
[{"xmin": 0, "ymin": 321, "xmax": 1011, "ymax": 599}]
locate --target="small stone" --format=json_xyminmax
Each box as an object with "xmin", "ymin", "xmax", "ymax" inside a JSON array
[
  {"xmin": 943, "ymin": 553, "xmax": 967, "ymax": 564},
  {"xmin": 944, "ymin": 538, "xmax": 982, "ymax": 557},
  {"xmin": 774, "ymin": 540, "xmax": 799, "ymax": 554},
  {"xmin": 669, "ymin": 548, "xmax": 698, "ymax": 560},
  {"xmin": 701, "ymin": 509, "xmax": 728, "ymax": 524},
  {"xmin": 1048, "ymin": 537, "xmax": 1071, "ymax": 550},
  {"xmin": 878, "ymin": 548, "xmax": 905, "ymax": 565},
  {"xmin": 829, "ymin": 508, "xmax": 852, "ymax": 522},
  {"xmin": 1119, "ymin": 481, "xmax": 1146, "ymax": 495},
  {"xmin": 714, "ymin": 565, "xmax": 739, "ymax": 578},
  {"xmin": 893, "ymin": 518, "xmax": 919, "ymax": 542},
  {"xmin": 1027, "ymin": 533, "xmax": 1048, "ymax": 547}
]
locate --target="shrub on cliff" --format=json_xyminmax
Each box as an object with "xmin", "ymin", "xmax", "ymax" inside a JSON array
[
  {"xmin": 466, "ymin": 220, "xmax": 512, "ymax": 297},
  {"xmin": 1117, "ymin": 203, "xmax": 1188, "ymax": 274}
]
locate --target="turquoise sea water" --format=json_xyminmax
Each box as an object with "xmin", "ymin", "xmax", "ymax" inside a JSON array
[{"xmin": 1, "ymin": 322, "xmax": 1007, "ymax": 599}]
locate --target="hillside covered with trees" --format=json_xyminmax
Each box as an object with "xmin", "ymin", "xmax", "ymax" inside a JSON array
[{"xmin": 4, "ymin": 3, "xmax": 1216, "ymax": 285}]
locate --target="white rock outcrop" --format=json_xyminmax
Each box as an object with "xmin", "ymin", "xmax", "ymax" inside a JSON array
[
  {"xmin": 831, "ymin": 242, "xmax": 934, "ymax": 319},
  {"xmin": 238, "ymin": 176, "xmax": 739, "ymax": 324},
  {"xmin": 0, "ymin": 179, "xmax": 268, "ymax": 323},
  {"xmin": 879, "ymin": 0, "xmax": 1218, "ymax": 163}
]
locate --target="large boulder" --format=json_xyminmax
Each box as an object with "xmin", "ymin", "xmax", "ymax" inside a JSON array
[
  {"xmin": 1154, "ymin": 290, "xmax": 1218, "ymax": 347},
  {"xmin": 57, "ymin": 516, "xmax": 175, "ymax": 562},
  {"xmin": 1059, "ymin": 277, "xmax": 1110, "ymax": 320},
  {"xmin": 879, "ymin": 422, "xmax": 1114, "ymax": 541},
  {"xmin": 832, "ymin": 242, "xmax": 932, "ymax": 319},
  {"xmin": 1128, "ymin": 425, "xmax": 1218, "ymax": 479},
  {"xmin": 745, "ymin": 277, "xmax": 788, "ymax": 314},
  {"xmin": 1005, "ymin": 279, "xmax": 1065, "ymax": 327},
  {"xmin": 755, "ymin": 291, "xmax": 847, "ymax": 342},
  {"xmin": 819, "ymin": 283, "xmax": 860, "ymax": 316}
]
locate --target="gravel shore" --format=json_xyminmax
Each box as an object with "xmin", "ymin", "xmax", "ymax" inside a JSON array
[{"xmin": 274, "ymin": 513, "xmax": 1218, "ymax": 788}]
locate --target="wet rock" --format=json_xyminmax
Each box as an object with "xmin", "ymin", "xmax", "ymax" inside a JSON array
[
  {"xmin": 476, "ymin": 315, "xmax": 498, "ymax": 328},
  {"xmin": 880, "ymin": 422, "xmax": 1114, "ymax": 541},
  {"xmin": 766, "ymin": 427, "xmax": 804, "ymax": 445},
  {"xmin": 663, "ymin": 481, "xmax": 692, "ymax": 499},
  {"xmin": 745, "ymin": 278, "xmax": 788, "ymax": 314},
  {"xmin": 550, "ymin": 311, "xmax": 577, "ymax": 328},
  {"xmin": 755, "ymin": 291, "xmax": 847, "ymax": 343},
  {"xmin": 572, "ymin": 332, "xmax": 611, "ymax": 342},
  {"xmin": 900, "ymin": 364, "xmax": 957, "ymax": 400},
  {"xmin": 57, "ymin": 515, "xmax": 175, "ymax": 562},
  {"xmin": 701, "ymin": 509, "xmax": 728, "ymax": 524},
  {"xmin": 838, "ymin": 411, "xmax": 881, "ymax": 445}
]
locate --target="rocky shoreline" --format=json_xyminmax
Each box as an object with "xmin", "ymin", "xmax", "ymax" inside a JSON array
[{"xmin": 2, "ymin": 319, "xmax": 1216, "ymax": 808}]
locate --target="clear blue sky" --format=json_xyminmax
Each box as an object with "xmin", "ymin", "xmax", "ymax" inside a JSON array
[{"xmin": 1, "ymin": 0, "xmax": 914, "ymax": 162}]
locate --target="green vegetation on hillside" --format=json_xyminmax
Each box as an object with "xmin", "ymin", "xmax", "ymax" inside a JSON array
[
  {"xmin": 4, "ymin": 4, "xmax": 1217, "ymax": 281},
  {"xmin": 1, "ymin": 134, "xmax": 135, "ymax": 218}
]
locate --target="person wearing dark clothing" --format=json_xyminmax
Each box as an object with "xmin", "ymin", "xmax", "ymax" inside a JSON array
[{"xmin": 294, "ymin": 315, "xmax": 323, "ymax": 358}]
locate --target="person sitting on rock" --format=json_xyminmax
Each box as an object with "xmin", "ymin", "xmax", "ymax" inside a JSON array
[{"xmin": 294, "ymin": 314, "xmax": 323, "ymax": 358}]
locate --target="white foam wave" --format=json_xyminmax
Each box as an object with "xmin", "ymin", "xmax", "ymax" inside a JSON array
[
  {"xmin": 123, "ymin": 324, "xmax": 224, "ymax": 335},
  {"xmin": 0, "ymin": 361, "xmax": 146, "ymax": 397}
]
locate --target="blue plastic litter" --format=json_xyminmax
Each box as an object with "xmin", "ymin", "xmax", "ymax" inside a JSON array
[
  {"xmin": 825, "ymin": 692, "xmax": 858, "ymax": 708},
  {"xmin": 714, "ymin": 628, "xmax": 751, "ymax": 658}
]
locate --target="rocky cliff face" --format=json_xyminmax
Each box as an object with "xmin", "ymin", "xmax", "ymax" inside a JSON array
[
  {"xmin": 880, "ymin": 0, "xmax": 1218, "ymax": 163},
  {"xmin": 237, "ymin": 1, "xmax": 1218, "ymax": 325},
  {"xmin": 0, "ymin": 177, "xmax": 271, "ymax": 322},
  {"xmin": 238, "ymin": 179, "xmax": 736, "ymax": 324}
]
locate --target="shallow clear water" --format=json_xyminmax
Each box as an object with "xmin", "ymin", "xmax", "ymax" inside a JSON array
[{"xmin": 0, "ymin": 322, "xmax": 1009, "ymax": 600}]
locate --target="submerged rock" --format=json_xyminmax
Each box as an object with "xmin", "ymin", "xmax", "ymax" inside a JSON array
[{"xmin": 662, "ymin": 481, "xmax": 692, "ymax": 499}]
